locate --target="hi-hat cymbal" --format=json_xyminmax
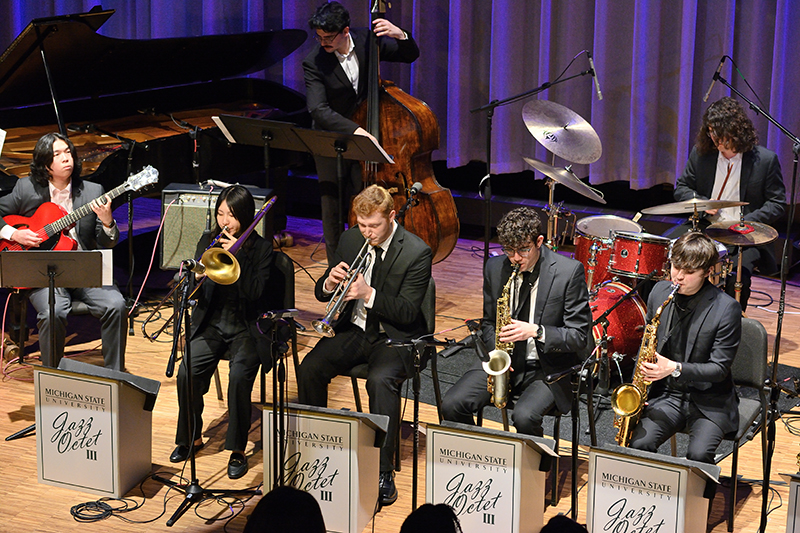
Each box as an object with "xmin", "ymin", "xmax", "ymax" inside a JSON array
[
  {"xmin": 523, "ymin": 157, "xmax": 606, "ymax": 204},
  {"xmin": 706, "ymin": 221, "xmax": 778, "ymax": 247},
  {"xmin": 640, "ymin": 198, "xmax": 749, "ymax": 215},
  {"xmin": 522, "ymin": 100, "xmax": 602, "ymax": 164}
]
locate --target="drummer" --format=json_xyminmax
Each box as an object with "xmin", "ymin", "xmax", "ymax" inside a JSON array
[{"xmin": 664, "ymin": 97, "xmax": 786, "ymax": 311}]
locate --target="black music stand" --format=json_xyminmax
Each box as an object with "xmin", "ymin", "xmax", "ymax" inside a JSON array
[
  {"xmin": 213, "ymin": 115, "xmax": 393, "ymax": 238},
  {"xmin": 2, "ymin": 250, "xmax": 103, "ymax": 441}
]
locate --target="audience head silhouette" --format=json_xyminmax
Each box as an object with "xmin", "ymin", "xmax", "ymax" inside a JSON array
[
  {"xmin": 243, "ymin": 485, "xmax": 326, "ymax": 533},
  {"xmin": 540, "ymin": 514, "xmax": 590, "ymax": 532},
  {"xmin": 399, "ymin": 503, "xmax": 462, "ymax": 533}
]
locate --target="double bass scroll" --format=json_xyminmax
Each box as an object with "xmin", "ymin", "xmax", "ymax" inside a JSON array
[{"xmin": 352, "ymin": 0, "xmax": 459, "ymax": 264}]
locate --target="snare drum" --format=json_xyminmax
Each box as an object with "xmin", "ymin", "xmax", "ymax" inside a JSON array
[
  {"xmin": 590, "ymin": 281, "xmax": 647, "ymax": 370},
  {"xmin": 608, "ymin": 231, "xmax": 671, "ymax": 279},
  {"xmin": 574, "ymin": 216, "xmax": 643, "ymax": 289}
]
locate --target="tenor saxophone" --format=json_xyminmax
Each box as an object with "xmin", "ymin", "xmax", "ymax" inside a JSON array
[
  {"xmin": 484, "ymin": 264, "xmax": 519, "ymax": 409},
  {"xmin": 611, "ymin": 283, "xmax": 679, "ymax": 446}
]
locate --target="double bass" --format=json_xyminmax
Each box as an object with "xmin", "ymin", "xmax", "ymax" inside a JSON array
[{"xmin": 351, "ymin": 0, "xmax": 458, "ymax": 264}]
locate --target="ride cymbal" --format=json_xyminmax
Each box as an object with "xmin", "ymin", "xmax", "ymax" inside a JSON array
[
  {"xmin": 522, "ymin": 100, "xmax": 602, "ymax": 164},
  {"xmin": 640, "ymin": 198, "xmax": 748, "ymax": 215},
  {"xmin": 706, "ymin": 221, "xmax": 778, "ymax": 247}
]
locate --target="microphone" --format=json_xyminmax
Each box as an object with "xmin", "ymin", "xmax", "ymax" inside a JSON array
[
  {"xmin": 182, "ymin": 259, "xmax": 205, "ymax": 275},
  {"xmin": 261, "ymin": 309, "xmax": 299, "ymax": 320},
  {"xmin": 470, "ymin": 329, "xmax": 492, "ymax": 363},
  {"xmin": 703, "ymin": 56, "xmax": 726, "ymax": 102},
  {"xmin": 587, "ymin": 51, "xmax": 602, "ymax": 101},
  {"xmin": 409, "ymin": 182, "xmax": 422, "ymax": 195}
]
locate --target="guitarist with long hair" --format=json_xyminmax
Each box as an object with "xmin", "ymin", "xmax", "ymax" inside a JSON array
[{"xmin": 0, "ymin": 132, "xmax": 127, "ymax": 371}]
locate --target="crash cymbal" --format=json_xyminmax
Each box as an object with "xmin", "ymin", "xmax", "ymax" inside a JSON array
[
  {"xmin": 706, "ymin": 221, "xmax": 778, "ymax": 247},
  {"xmin": 522, "ymin": 100, "xmax": 602, "ymax": 164},
  {"xmin": 523, "ymin": 157, "xmax": 606, "ymax": 204},
  {"xmin": 640, "ymin": 198, "xmax": 749, "ymax": 215}
]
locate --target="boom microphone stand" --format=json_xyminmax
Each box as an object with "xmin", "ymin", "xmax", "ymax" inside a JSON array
[
  {"xmin": 153, "ymin": 270, "xmax": 260, "ymax": 526},
  {"xmin": 711, "ymin": 69, "xmax": 799, "ymax": 533}
]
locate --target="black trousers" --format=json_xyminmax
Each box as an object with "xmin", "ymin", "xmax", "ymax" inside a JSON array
[
  {"xmin": 440, "ymin": 359, "xmax": 558, "ymax": 437},
  {"xmin": 628, "ymin": 393, "xmax": 725, "ymax": 464},
  {"xmin": 175, "ymin": 326, "xmax": 262, "ymax": 452},
  {"xmin": 313, "ymin": 155, "xmax": 362, "ymax": 266},
  {"xmin": 297, "ymin": 325, "xmax": 409, "ymax": 472}
]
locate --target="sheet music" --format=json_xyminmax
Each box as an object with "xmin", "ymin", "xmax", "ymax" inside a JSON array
[{"xmin": 0, "ymin": 128, "xmax": 6, "ymax": 156}]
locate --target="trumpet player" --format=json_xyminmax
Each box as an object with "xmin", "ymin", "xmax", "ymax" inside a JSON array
[
  {"xmin": 441, "ymin": 207, "xmax": 592, "ymax": 437},
  {"xmin": 629, "ymin": 232, "xmax": 741, "ymax": 464},
  {"xmin": 171, "ymin": 185, "xmax": 275, "ymax": 480},
  {"xmin": 298, "ymin": 185, "xmax": 432, "ymax": 506}
]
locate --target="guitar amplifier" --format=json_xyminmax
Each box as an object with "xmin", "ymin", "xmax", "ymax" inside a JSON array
[{"xmin": 160, "ymin": 183, "xmax": 274, "ymax": 270}]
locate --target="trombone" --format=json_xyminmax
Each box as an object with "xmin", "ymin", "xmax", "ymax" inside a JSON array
[
  {"xmin": 141, "ymin": 196, "xmax": 276, "ymax": 342},
  {"xmin": 312, "ymin": 239, "xmax": 373, "ymax": 337}
]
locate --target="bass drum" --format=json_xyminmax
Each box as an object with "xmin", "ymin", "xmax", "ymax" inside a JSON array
[
  {"xmin": 574, "ymin": 216, "xmax": 642, "ymax": 289},
  {"xmin": 589, "ymin": 281, "xmax": 647, "ymax": 372}
]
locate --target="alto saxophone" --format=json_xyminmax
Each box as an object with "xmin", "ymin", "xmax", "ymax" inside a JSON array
[
  {"xmin": 611, "ymin": 283, "xmax": 679, "ymax": 447},
  {"xmin": 484, "ymin": 264, "xmax": 519, "ymax": 409}
]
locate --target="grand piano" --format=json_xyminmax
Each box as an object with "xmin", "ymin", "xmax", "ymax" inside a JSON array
[{"xmin": 0, "ymin": 7, "xmax": 310, "ymax": 197}]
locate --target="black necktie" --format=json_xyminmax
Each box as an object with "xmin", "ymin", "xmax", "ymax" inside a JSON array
[
  {"xmin": 511, "ymin": 265, "xmax": 540, "ymax": 375},
  {"xmin": 365, "ymin": 246, "xmax": 383, "ymax": 341}
]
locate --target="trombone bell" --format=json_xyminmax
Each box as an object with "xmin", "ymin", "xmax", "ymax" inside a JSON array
[{"xmin": 201, "ymin": 247, "xmax": 240, "ymax": 286}]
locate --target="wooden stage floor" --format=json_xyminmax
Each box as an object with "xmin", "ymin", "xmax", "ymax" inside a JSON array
[{"xmin": 1, "ymin": 216, "xmax": 800, "ymax": 532}]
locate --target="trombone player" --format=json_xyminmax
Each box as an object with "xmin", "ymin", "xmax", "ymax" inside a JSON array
[
  {"xmin": 170, "ymin": 185, "xmax": 275, "ymax": 480},
  {"xmin": 298, "ymin": 185, "xmax": 432, "ymax": 506}
]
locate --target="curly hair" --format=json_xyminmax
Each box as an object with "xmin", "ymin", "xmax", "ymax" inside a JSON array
[
  {"xmin": 670, "ymin": 231, "xmax": 718, "ymax": 272},
  {"xmin": 696, "ymin": 96, "xmax": 758, "ymax": 155},
  {"xmin": 351, "ymin": 184, "xmax": 394, "ymax": 218},
  {"xmin": 29, "ymin": 132, "xmax": 82, "ymax": 188},
  {"xmin": 308, "ymin": 1, "xmax": 350, "ymax": 33},
  {"xmin": 496, "ymin": 207, "xmax": 542, "ymax": 250}
]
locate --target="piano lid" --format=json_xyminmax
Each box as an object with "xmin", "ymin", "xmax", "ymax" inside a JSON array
[{"xmin": 0, "ymin": 7, "xmax": 307, "ymax": 111}]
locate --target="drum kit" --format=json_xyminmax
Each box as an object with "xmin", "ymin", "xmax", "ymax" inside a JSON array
[{"xmin": 522, "ymin": 100, "xmax": 779, "ymax": 378}]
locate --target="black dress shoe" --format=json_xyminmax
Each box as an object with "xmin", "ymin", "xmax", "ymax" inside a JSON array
[
  {"xmin": 228, "ymin": 453, "xmax": 248, "ymax": 479},
  {"xmin": 379, "ymin": 471, "xmax": 398, "ymax": 506},
  {"xmin": 169, "ymin": 442, "xmax": 204, "ymax": 463}
]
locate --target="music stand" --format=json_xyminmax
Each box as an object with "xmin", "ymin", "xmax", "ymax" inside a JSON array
[
  {"xmin": 2, "ymin": 250, "xmax": 102, "ymax": 442},
  {"xmin": 214, "ymin": 115, "xmax": 393, "ymax": 238}
]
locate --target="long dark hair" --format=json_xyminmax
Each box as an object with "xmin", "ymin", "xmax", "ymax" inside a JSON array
[
  {"xmin": 29, "ymin": 132, "xmax": 82, "ymax": 187},
  {"xmin": 696, "ymin": 96, "xmax": 758, "ymax": 155}
]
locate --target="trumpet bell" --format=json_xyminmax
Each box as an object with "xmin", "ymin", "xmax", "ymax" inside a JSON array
[
  {"xmin": 610, "ymin": 383, "xmax": 643, "ymax": 417},
  {"xmin": 201, "ymin": 247, "xmax": 240, "ymax": 286},
  {"xmin": 312, "ymin": 319, "xmax": 336, "ymax": 338}
]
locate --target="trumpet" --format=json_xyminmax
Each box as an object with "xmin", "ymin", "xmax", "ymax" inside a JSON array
[
  {"xmin": 141, "ymin": 196, "xmax": 276, "ymax": 341},
  {"xmin": 312, "ymin": 240, "xmax": 373, "ymax": 338}
]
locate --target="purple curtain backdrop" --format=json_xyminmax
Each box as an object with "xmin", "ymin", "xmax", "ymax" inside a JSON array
[{"xmin": 2, "ymin": 1, "xmax": 799, "ymax": 199}]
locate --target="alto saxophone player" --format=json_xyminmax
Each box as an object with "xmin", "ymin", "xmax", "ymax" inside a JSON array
[
  {"xmin": 441, "ymin": 207, "xmax": 592, "ymax": 437},
  {"xmin": 629, "ymin": 232, "xmax": 742, "ymax": 464}
]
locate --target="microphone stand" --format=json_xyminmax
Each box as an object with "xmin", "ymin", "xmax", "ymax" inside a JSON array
[
  {"xmin": 712, "ymin": 73, "xmax": 800, "ymax": 533},
  {"xmin": 256, "ymin": 309, "xmax": 300, "ymax": 487},
  {"xmin": 470, "ymin": 68, "xmax": 594, "ymax": 264},
  {"xmin": 590, "ymin": 271, "xmax": 658, "ymax": 399},
  {"xmin": 546, "ymin": 354, "xmax": 601, "ymax": 520},
  {"xmin": 387, "ymin": 336, "xmax": 467, "ymax": 510},
  {"xmin": 397, "ymin": 186, "xmax": 420, "ymax": 225},
  {"xmin": 153, "ymin": 270, "xmax": 260, "ymax": 526}
]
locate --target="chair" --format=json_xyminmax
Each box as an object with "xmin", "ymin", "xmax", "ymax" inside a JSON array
[
  {"xmin": 668, "ymin": 317, "xmax": 769, "ymax": 532},
  {"xmin": 212, "ymin": 250, "xmax": 299, "ymax": 401},
  {"xmin": 341, "ymin": 277, "xmax": 441, "ymax": 470}
]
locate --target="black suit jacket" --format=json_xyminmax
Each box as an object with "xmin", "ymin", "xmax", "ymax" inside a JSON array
[
  {"xmin": 0, "ymin": 176, "xmax": 119, "ymax": 250},
  {"xmin": 303, "ymin": 28, "xmax": 420, "ymax": 133},
  {"xmin": 190, "ymin": 234, "xmax": 276, "ymax": 356},
  {"xmin": 482, "ymin": 246, "xmax": 593, "ymax": 413},
  {"xmin": 647, "ymin": 280, "xmax": 741, "ymax": 434},
  {"xmin": 674, "ymin": 146, "xmax": 786, "ymax": 268},
  {"xmin": 315, "ymin": 224, "xmax": 432, "ymax": 374}
]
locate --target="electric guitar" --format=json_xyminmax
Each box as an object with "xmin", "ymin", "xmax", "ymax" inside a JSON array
[{"xmin": 0, "ymin": 166, "xmax": 159, "ymax": 252}]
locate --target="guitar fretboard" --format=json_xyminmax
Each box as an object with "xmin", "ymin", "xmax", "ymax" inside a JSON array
[{"xmin": 42, "ymin": 182, "xmax": 129, "ymax": 237}]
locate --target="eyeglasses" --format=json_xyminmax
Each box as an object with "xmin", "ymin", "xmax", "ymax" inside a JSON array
[
  {"xmin": 315, "ymin": 30, "xmax": 342, "ymax": 44},
  {"xmin": 502, "ymin": 246, "xmax": 534, "ymax": 257}
]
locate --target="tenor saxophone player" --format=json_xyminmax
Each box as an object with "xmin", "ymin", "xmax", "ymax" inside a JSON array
[
  {"xmin": 441, "ymin": 207, "xmax": 592, "ymax": 437},
  {"xmin": 628, "ymin": 232, "xmax": 742, "ymax": 464}
]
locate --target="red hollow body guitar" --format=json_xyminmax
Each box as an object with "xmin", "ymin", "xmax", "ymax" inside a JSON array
[{"xmin": 0, "ymin": 165, "xmax": 159, "ymax": 252}]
